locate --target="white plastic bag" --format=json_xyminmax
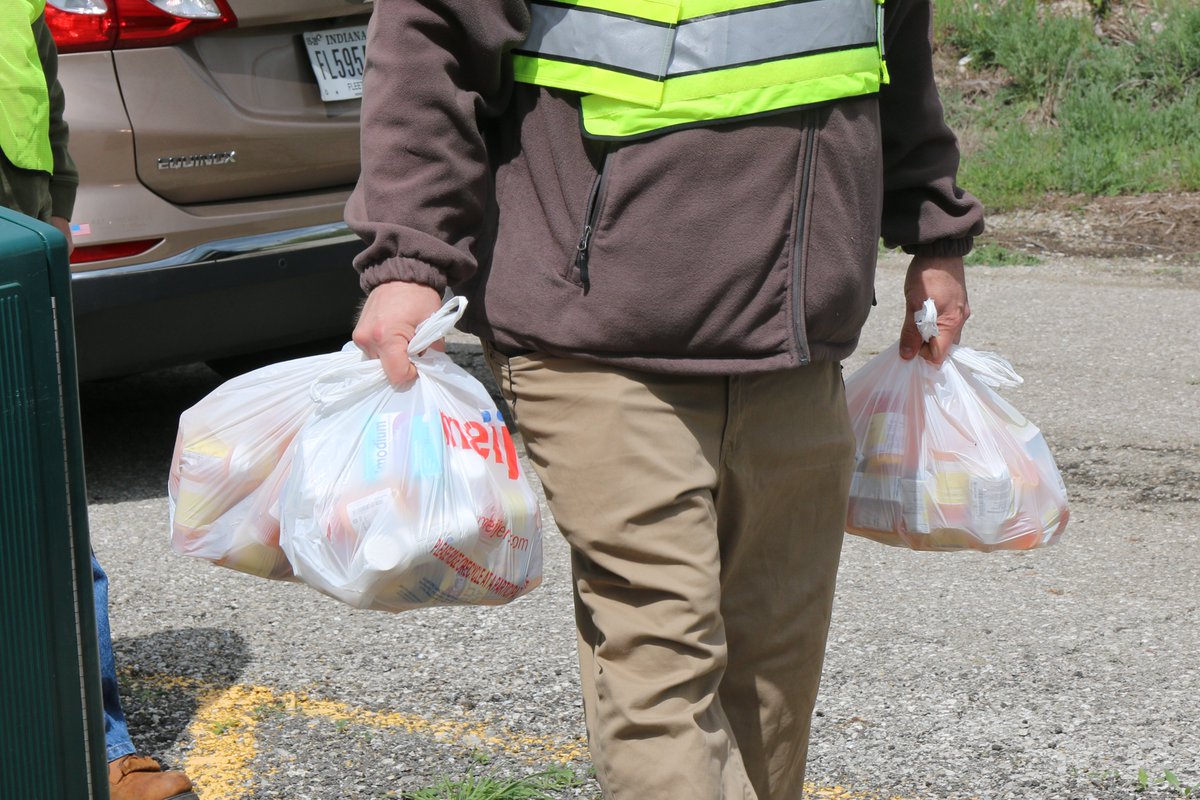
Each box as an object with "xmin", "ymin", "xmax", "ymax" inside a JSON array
[
  {"xmin": 168, "ymin": 346, "xmax": 361, "ymax": 579},
  {"xmin": 844, "ymin": 301, "xmax": 1069, "ymax": 552},
  {"xmin": 279, "ymin": 297, "xmax": 543, "ymax": 611}
]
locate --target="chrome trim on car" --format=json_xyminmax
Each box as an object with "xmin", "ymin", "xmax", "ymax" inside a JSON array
[{"xmin": 71, "ymin": 222, "xmax": 357, "ymax": 279}]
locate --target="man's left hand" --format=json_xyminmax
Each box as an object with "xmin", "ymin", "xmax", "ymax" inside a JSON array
[
  {"xmin": 898, "ymin": 254, "xmax": 969, "ymax": 365},
  {"xmin": 50, "ymin": 216, "xmax": 74, "ymax": 257}
]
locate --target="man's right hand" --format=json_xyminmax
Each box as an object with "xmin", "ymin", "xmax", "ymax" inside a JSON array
[{"xmin": 352, "ymin": 281, "xmax": 444, "ymax": 385}]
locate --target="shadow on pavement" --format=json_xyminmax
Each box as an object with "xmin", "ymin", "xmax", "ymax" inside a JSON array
[{"xmin": 114, "ymin": 627, "xmax": 250, "ymax": 767}]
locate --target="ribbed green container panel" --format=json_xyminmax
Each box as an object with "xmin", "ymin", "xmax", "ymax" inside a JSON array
[{"xmin": 0, "ymin": 207, "xmax": 108, "ymax": 799}]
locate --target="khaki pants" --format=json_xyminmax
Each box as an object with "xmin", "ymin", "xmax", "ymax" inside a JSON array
[{"xmin": 485, "ymin": 347, "xmax": 855, "ymax": 800}]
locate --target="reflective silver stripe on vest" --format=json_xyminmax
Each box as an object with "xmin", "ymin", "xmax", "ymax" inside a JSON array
[
  {"xmin": 671, "ymin": 0, "xmax": 878, "ymax": 77},
  {"xmin": 521, "ymin": 5, "xmax": 675, "ymax": 80},
  {"xmin": 522, "ymin": 0, "xmax": 879, "ymax": 80}
]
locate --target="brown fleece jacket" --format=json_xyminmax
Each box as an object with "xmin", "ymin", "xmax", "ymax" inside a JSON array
[{"xmin": 346, "ymin": 0, "xmax": 984, "ymax": 374}]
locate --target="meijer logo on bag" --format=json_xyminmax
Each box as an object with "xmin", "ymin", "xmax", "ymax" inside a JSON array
[{"xmin": 440, "ymin": 410, "xmax": 520, "ymax": 480}]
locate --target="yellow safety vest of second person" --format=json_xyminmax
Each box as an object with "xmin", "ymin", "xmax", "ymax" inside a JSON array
[
  {"xmin": 512, "ymin": 0, "xmax": 889, "ymax": 140},
  {"xmin": 0, "ymin": 0, "xmax": 53, "ymax": 173}
]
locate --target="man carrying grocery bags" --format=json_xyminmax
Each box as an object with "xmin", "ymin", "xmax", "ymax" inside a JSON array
[{"xmin": 346, "ymin": 1, "xmax": 983, "ymax": 797}]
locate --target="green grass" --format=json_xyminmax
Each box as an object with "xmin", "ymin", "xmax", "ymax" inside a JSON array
[
  {"xmin": 1137, "ymin": 767, "xmax": 1196, "ymax": 796},
  {"xmin": 403, "ymin": 766, "xmax": 583, "ymax": 800},
  {"xmin": 964, "ymin": 242, "xmax": 1043, "ymax": 266},
  {"xmin": 210, "ymin": 718, "xmax": 238, "ymax": 736},
  {"xmin": 934, "ymin": 0, "xmax": 1200, "ymax": 209}
]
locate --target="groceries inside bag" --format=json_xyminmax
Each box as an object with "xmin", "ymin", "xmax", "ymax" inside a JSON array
[
  {"xmin": 844, "ymin": 301, "xmax": 1069, "ymax": 552},
  {"xmin": 279, "ymin": 297, "xmax": 543, "ymax": 612},
  {"xmin": 168, "ymin": 347, "xmax": 361, "ymax": 580}
]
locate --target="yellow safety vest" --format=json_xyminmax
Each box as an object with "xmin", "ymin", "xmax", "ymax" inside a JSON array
[
  {"xmin": 0, "ymin": 0, "xmax": 52, "ymax": 173},
  {"xmin": 513, "ymin": 0, "xmax": 889, "ymax": 140}
]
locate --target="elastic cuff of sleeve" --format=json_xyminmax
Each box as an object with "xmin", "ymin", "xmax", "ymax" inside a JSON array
[
  {"xmin": 901, "ymin": 236, "xmax": 975, "ymax": 258},
  {"xmin": 49, "ymin": 181, "xmax": 76, "ymax": 221},
  {"xmin": 358, "ymin": 256, "xmax": 449, "ymax": 295}
]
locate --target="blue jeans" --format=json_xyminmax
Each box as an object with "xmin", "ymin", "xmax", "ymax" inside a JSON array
[{"xmin": 92, "ymin": 552, "xmax": 136, "ymax": 762}]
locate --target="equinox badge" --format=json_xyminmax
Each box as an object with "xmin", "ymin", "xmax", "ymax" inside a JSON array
[{"xmin": 157, "ymin": 151, "xmax": 237, "ymax": 170}]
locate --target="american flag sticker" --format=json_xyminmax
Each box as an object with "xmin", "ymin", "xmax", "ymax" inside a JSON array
[{"xmin": 71, "ymin": 223, "xmax": 91, "ymax": 236}]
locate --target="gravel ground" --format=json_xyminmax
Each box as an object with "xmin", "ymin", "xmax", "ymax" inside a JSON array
[{"xmin": 82, "ymin": 252, "xmax": 1198, "ymax": 799}]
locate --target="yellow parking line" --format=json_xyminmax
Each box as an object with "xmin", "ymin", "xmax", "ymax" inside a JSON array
[
  {"xmin": 802, "ymin": 787, "xmax": 917, "ymax": 800},
  {"xmin": 185, "ymin": 683, "xmax": 265, "ymax": 799},
  {"xmin": 125, "ymin": 672, "xmax": 921, "ymax": 800},
  {"xmin": 127, "ymin": 673, "xmax": 588, "ymax": 800}
]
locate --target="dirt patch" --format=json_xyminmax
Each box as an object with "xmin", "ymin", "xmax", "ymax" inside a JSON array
[
  {"xmin": 1055, "ymin": 442, "xmax": 1200, "ymax": 509},
  {"xmin": 984, "ymin": 193, "xmax": 1200, "ymax": 264}
]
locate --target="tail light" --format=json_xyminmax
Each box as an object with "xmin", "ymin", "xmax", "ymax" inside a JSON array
[
  {"xmin": 46, "ymin": 0, "xmax": 237, "ymax": 54},
  {"xmin": 70, "ymin": 238, "xmax": 163, "ymax": 264}
]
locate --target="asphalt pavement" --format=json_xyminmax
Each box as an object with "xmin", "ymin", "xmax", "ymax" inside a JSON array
[{"xmin": 81, "ymin": 252, "xmax": 1199, "ymax": 799}]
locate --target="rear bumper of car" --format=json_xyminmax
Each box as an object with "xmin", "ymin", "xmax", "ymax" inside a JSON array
[{"xmin": 71, "ymin": 223, "xmax": 365, "ymax": 381}]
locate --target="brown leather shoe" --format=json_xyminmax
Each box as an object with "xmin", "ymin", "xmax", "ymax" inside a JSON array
[{"xmin": 108, "ymin": 754, "xmax": 199, "ymax": 800}]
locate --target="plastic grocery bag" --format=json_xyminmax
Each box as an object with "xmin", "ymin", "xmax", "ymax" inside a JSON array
[
  {"xmin": 168, "ymin": 346, "xmax": 362, "ymax": 579},
  {"xmin": 279, "ymin": 297, "xmax": 543, "ymax": 612},
  {"xmin": 844, "ymin": 300, "xmax": 1069, "ymax": 552}
]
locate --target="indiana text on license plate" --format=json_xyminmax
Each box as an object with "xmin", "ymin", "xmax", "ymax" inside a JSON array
[{"xmin": 304, "ymin": 25, "xmax": 367, "ymax": 102}]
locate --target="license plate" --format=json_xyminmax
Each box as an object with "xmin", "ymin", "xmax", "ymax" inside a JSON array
[{"xmin": 303, "ymin": 25, "xmax": 368, "ymax": 102}]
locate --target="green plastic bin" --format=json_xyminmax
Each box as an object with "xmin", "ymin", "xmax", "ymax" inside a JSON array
[{"xmin": 0, "ymin": 207, "xmax": 109, "ymax": 798}]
